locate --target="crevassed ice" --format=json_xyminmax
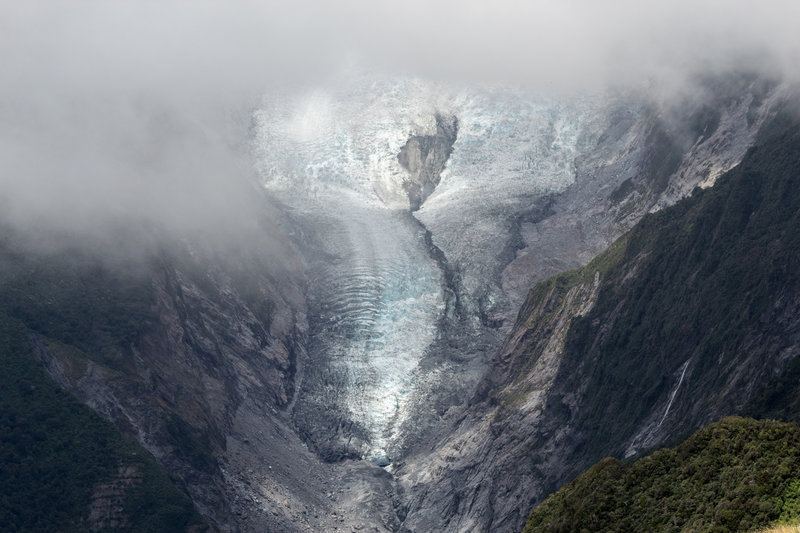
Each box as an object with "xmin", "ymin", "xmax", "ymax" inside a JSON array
[
  {"xmin": 253, "ymin": 77, "xmax": 452, "ymax": 460},
  {"xmin": 416, "ymin": 89, "xmax": 607, "ymax": 319},
  {"xmin": 307, "ymin": 200, "xmax": 443, "ymax": 460},
  {"xmin": 252, "ymin": 75, "xmax": 608, "ymax": 460}
]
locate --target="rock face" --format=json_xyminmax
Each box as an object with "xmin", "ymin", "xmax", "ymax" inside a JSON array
[
  {"xmin": 247, "ymin": 73, "xmax": 786, "ymax": 533},
  {"xmin": 88, "ymin": 466, "xmax": 143, "ymax": 532},
  {"xmin": 15, "ymin": 206, "xmax": 410, "ymax": 532},
  {"xmin": 395, "ymin": 258, "xmax": 608, "ymax": 532},
  {"xmin": 19, "ymin": 206, "xmax": 312, "ymax": 530},
  {"xmin": 13, "ymin": 72, "xmax": 793, "ymax": 533},
  {"xmin": 396, "ymin": 101, "xmax": 800, "ymax": 533},
  {"xmin": 397, "ymin": 114, "xmax": 458, "ymax": 210}
]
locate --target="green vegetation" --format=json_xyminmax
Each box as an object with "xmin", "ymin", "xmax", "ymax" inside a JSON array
[
  {"xmin": 521, "ymin": 232, "xmax": 630, "ymax": 330},
  {"xmin": 0, "ymin": 316, "xmax": 207, "ymax": 531},
  {"xmin": 0, "ymin": 235, "xmax": 210, "ymax": 531},
  {"xmin": 536, "ymin": 119, "xmax": 800, "ymax": 468},
  {"xmin": 747, "ymin": 354, "xmax": 800, "ymax": 426},
  {"xmin": 513, "ymin": 110, "xmax": 800, "ymax": 532},
  {"xmin": 0, "ymin": 236, "xmax": 155, "ymax": 372},
  {"xmin": 523, "ymin": 417, "xmax": 800, "ymax": 533}
]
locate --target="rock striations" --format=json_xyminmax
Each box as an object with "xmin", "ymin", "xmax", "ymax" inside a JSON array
[
  {"xmin": 4, "ymin": 72, "xmax": 796, "ymax": 532},
  {"xmin": 397, "ymin": 96, "xmax": 800, "ymax": 533}
]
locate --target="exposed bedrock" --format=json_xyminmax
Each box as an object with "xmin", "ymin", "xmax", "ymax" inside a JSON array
[
  {"xmin": 397, "ymin": 113, "xmax": 459, "ymax": 210},
  {"xmin": 24, "ymin": 74, "xmax": 788, "ymax": 533},
  {"xmin": 395, "ymin": 77, "xmax": 789, "ymax": 533}
]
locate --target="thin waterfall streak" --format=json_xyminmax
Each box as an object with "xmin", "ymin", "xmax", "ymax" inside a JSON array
[{"xmin": 659, "ymin": 359, "xmax": 690, "ymax": 428}]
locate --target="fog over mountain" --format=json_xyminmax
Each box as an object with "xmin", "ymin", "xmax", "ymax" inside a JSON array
[
  {"xmin": 1, "ymin": 0, "xmax": 798, "ymax": 240},
  {"xmin": 3, "ymin": 3, "xmax": 800, "ymax": 532}
]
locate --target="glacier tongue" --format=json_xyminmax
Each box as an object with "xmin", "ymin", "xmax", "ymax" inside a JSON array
[
  {"xmin": 252, "ymin": 75, "xmax": 610, "ymax": 462},
  {"xmin": 301, "ymin": 201, "xmax": 444, "ymax": 462}
]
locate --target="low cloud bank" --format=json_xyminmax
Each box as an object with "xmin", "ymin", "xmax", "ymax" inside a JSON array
[{"xmin": 1, "ymin": 1, "xmax": 798, "ymax": 244}]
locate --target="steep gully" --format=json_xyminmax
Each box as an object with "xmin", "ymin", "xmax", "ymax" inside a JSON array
[
  {"xmin": 262, "ymin": 78, "xmax": 781, "ymax": 533},
  {"xmin": 29, "ymin": 76, "xmax": 784, "ymax": 532},
  {"xmin": 394, "ymin": 83, "xmax": 788, "ymax": 532}
]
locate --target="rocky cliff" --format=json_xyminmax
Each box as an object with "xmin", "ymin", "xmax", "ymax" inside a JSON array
[
  {"xmin": 0, "ymin": 243, "xmax": 211, "ymax": 532},
  {"xmin": 0, "ymin": 198, "xmax": 312, "ymax": 531},
  {"xmin": 395, "ymin": 97, "xmax": 800, "ymax": 533},
  {"xmin": 3, "ymin": 73, "xmax": 795, "ymax": 533},
  {"xmin": 397, "ymin": 113, "xmax": 459, "ymax": 210}
]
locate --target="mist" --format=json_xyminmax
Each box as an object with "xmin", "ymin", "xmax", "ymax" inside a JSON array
[{"xmin": 1, "ymin": 0, "xmax": 799, "ymax": 245}]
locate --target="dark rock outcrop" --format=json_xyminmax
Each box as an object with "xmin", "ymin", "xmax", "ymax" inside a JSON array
[
  {"xmin": 396, "ymin": 103, "xmax": 800, "ymax": 533},
  {"xmin": 5, "ymin": 73, "xmax": 793, "ymax": 533},
  {"xmin": 397, "ymin": 113, "xmax": 458, "ymax": 210},
  {"xmin": 4, "ymin": 206, "xmax": 309, "ymax": 531}
]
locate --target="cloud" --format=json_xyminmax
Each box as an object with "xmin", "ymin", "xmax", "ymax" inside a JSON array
[
  {"xmin": 1, "ymin": 0, "xmax": 798, "ymax": 244},
  {"xmin": 319, "ymin": 0, "xmax": 800, "ymax": 91},
  {"xmin": 0, "ymin": 2, "xmax": 278, "ymax": 243},
  {"xmin": 4, "ymin": 1, "xmax": 797, "ymax": 99}
]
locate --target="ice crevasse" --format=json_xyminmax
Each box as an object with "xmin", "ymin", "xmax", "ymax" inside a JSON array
[{"xmin": 252, "ymin": 75, "xmax": 608, "ymax": 463}]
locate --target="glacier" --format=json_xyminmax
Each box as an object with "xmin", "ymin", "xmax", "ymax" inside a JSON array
[{"xmin": 252, "ymin": 74, "xmax": 617, "ymax": 463}]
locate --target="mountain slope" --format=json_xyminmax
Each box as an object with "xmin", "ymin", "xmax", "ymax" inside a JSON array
[
  {"xmin": 0, "ymin": 315, "xmax": 209, "ymax": 532},
  {"xmin": 1, "ymin": 75, "xmax": 790, "ymax": 532},
  {"xmin": 536, "ymin": 110, "xmax": 800, "ymax": 464},
  {"xmin": 396, "ymin": 98, "xmax": 800, "ymax": 532},
  {"xmin": 512, "ymin": 107, "xmax": 800, "ymax": 524},
  {"xmin": 254, "ymin": 74, "xmax": 778, "ymax": 475},
  {"xmin": 0, "ymin": 216, "xmax": 310, "ymax": 531}
]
